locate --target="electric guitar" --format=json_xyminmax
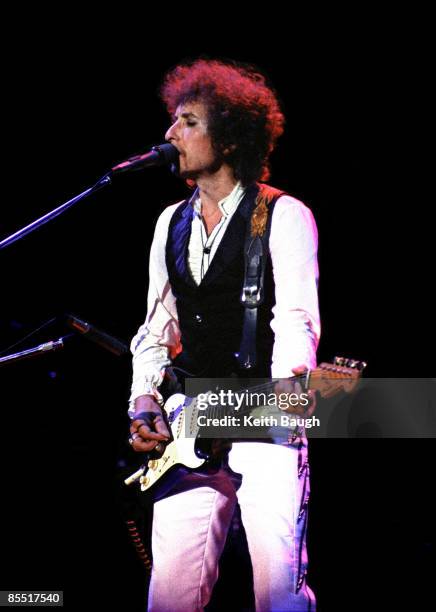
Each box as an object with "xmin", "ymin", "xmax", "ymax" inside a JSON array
[{"xmin": 124, "ymin": 356, "xmax": 366, "ymax": 497}]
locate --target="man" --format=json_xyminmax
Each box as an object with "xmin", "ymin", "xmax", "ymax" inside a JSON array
[{"xmin": 128, "ymin": 58, "xmax": 320, "ymax": 611}]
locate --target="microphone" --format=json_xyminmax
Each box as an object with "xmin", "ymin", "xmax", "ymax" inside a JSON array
[
  {"xmin": 66, "ymin": 314, "xmax": 129, "ymax": 356},
  {"xmin": 111, "ymin": 143, "xmax": 179, "ymax": 174}
]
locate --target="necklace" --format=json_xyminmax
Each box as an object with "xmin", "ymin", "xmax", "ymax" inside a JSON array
[{"xmin": 200, "ymin": 216, "xmax": 226, "ymax": 281}]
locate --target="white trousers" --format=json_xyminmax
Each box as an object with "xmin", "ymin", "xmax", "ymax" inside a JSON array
[{"xmin": 148, "ymin": 440, "xmax": 316, "ymax": 612}]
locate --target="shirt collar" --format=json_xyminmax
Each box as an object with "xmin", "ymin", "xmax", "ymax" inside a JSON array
[{"xmin": 193, "ymin": 181, "xmax": 245, "ymax": 218}]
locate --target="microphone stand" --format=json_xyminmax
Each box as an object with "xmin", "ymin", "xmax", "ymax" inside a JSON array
[
  {"xmin": 0, "ymin": 315, "xmax": 130, "ymax": 366},
  {"xmin": 0, "ymin": 173, "xmax": 112, "ymax": 250},
  {"xmin": 0, "ymin": 334, "xmax": 75, "ymax": 366},
  {"xmin": 0, "ymin": 143, "xmax": 178, "ymax": 251}
]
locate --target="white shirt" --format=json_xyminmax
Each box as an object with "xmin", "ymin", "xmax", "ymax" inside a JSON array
[
  {"xmin": 188, "ymin": 182, "xmax": 246, "ymax": 284},
  {"xmin": 129, "ymin": 182, "xmax": 320, "ymax": 415}
]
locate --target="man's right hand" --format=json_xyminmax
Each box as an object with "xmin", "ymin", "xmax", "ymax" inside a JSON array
[{"xmin": 129, "ymin": 395, "xmax": 171, "ymax": 453}]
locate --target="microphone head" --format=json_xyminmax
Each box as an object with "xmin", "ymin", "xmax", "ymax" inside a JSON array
[
  {"xmin": 111, "ymin": 143, "xmax": 179, "ymax": 174},
  {"xmin": 151, "ymin": 143, "xmax": 179, "ymax": 165},
  {"xmin": 152, "ymin": 143, "xmax": 180, "ymax": 175}
]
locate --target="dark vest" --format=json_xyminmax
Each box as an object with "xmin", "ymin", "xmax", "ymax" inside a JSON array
[{"xmin": 165, "ymin": 183, "xmax": 283, "ymax": 379}]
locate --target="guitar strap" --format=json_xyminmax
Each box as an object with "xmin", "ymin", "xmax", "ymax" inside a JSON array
[{"xmin": 236, "ymin": 184, "xmax": 285, "ymax": 370}]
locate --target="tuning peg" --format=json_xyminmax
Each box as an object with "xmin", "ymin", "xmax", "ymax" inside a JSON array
[
  {"xmin": 333, "ymin": 356, "xmax": 345, "ymax": 366},
  {"xmin": 348, "ymin": 359, "xmax": 367, "ymax": 370},
  {"xmin": 333, "ymin": 356, "xmax": 367, "ymax": 371}
]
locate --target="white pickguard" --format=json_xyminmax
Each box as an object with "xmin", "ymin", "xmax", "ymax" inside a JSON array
[{"xmin": 138, "ymin": 393, "xmax": 204, "ymax": 493}]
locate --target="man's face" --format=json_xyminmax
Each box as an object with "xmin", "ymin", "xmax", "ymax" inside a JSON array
[{"xmin": 165, "ymin": 100, "xmax": 222, "ymax": 180}]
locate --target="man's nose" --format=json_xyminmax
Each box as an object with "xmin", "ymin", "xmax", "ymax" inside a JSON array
[{"xmin": 165, "ymin": 121, "xmax": 178, "ymax": 142}]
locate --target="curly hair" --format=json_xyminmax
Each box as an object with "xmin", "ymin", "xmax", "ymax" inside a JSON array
[{"xmin": 160, "ymin": 58, "xmax": 285, "ymax": 186}]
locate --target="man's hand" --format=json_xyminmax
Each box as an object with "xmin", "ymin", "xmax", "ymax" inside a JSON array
[
  {"xmin": 274, "ymin": 365, "xmax": 317, "ymax": 417},
  {"xmin": 129, "ymin": 395, "xmax": 171, "ymax": 453}
]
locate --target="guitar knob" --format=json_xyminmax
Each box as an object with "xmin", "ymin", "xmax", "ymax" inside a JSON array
[{"xmin": 148, "ymin": 461, "xmax": 158, "ymax": 470}]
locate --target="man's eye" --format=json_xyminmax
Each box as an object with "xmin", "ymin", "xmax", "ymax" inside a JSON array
[{"xmin": 186, "ymin": 121, "xmax": 197, "ymax": 126}]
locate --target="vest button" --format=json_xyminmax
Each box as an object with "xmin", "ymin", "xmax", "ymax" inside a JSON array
[{"xmin": 195, "ymin": 314, "xmax": 203, "ymax": 324}]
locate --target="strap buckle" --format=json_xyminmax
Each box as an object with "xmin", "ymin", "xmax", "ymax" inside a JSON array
[
  {"xmin": 241, "ymin": 283, "xmax": 261, "ymax": 306},
  {"xmin": 240, "ymin": 253, "xmax": 263, "ymax": 307}
]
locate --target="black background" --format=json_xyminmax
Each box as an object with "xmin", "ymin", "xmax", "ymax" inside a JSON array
[{"xmin": 0, "ymin": 15, "xmax": 433, "ymax": 611}]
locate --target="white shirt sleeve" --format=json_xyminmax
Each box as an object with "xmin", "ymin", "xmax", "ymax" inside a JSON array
[
  {"xmin": 269, "ymin": 195, "xmax": 321, "ymax": 377},
  {"xmin": 128, "ymin": 203, "xmax": 182, "ymax": 416}
]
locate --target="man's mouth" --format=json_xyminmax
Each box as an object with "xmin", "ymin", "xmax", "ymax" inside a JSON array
[{"xmin": 171, "ymin": 144, "xmax": 183, "ymax": 155}]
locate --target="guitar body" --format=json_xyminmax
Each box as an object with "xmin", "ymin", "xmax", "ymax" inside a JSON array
[{"xmin": 138, "ymin": 393, "xmax": 205, "ymax": 496}]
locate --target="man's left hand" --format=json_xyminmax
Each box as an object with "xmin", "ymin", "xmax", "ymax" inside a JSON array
[{"xmin": 274, "ymin": 365, "xmax": 317, "ymax": 417}]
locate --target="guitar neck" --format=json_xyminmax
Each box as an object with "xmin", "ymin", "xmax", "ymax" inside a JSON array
[{"xmin": 199, "ymin": 358, "xmax": 367, "ymax": 420}]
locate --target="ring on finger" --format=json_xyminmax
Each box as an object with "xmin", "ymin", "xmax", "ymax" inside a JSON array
[{"xmin": 129, "ymin": 432, "xmax": 141, "ymax": 444}]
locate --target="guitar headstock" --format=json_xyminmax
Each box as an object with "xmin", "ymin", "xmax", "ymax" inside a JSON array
[{"xmin": 309, "ymin": 356, "xmax": 367, "ymax": 398}]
